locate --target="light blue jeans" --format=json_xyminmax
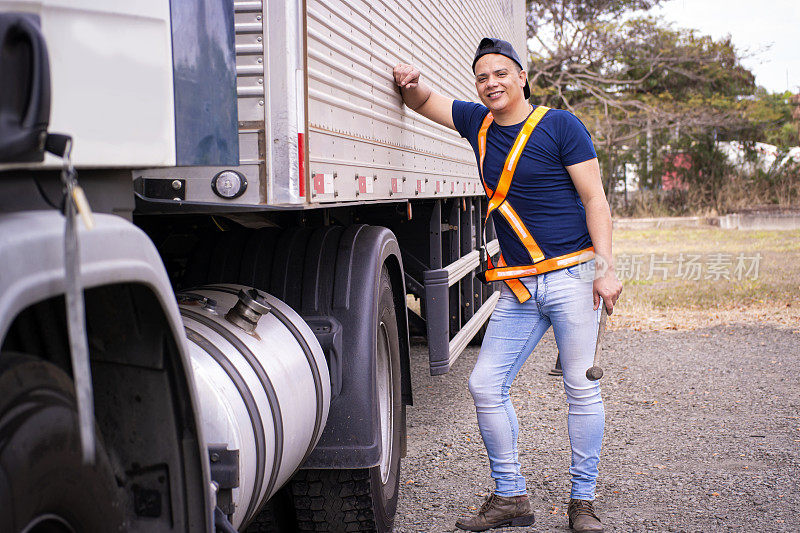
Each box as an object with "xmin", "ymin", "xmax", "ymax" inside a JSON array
[{"xmin": 469, "ymin": 261, "xmax": 604, "ymax": 500}]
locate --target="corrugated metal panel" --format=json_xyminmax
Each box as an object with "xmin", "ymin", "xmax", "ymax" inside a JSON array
[
  {"xmin": 306, "ymin": 0, "xmax": 524, "ymax": 203},
  {"xmin": 137, "ymin": 0, "xmax": 525, "ymax": 209},
  {"xmin": 234, "ymin": 0, "xmax": 265, "ymax": 123}
]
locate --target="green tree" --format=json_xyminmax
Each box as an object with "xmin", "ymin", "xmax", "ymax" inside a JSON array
[
  {"xmin": 737, "ymin": 89, "xmax": 798, "ymax": 149},
  {"xmin": 526, "ymin": 0, "xmax": 757, "ymax": 205}
]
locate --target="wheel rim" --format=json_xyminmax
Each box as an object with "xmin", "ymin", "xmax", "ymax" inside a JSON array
[
  {"xmin": 21, "ymin": 514, "xmax": 76, "ymax": 533},
  {"xmin": 376, "ymin": 321, "xmax": 394, "ymax": 485}
]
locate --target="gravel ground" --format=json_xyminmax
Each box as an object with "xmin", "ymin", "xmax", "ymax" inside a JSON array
[{"xmin": 394, "ymin": 324, "xmax": 800, "ymax": 532}]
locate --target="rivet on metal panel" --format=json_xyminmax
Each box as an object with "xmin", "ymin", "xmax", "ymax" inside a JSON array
[
  {"xmin": 258, "ymin": 79, "xmax": 263, "ymax": 85},
  {"xmin": 171, "ymin": 179, "xmax": 182, "ymax": 190},
  {"xmin": 256, "ymin": 15, "xmax": 262, "ymax": 20},
  {"xmin": 257, "ymin": 36, "xmax": 262, "ymax": 42},
  {"xmin": 173, "ymin": 197, "xmax": 181, "ymax": 201},
  {"xmin": 258, "ymin": 101, "xmax": 264, "ymax": 106},
  {"xmin": 257, "ymin": 58, "xmax": 262, "ymax": 63}
]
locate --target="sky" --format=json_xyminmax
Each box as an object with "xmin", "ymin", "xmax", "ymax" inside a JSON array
[{"xmin": 651, "ymin": 0, "xmax": 800, "ymax": 94}]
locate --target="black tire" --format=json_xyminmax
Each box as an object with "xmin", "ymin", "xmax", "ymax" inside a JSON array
[
  {"xmin": 0, "ymin": 354, "xmax": 126, "ymax": 533},
  {"xmin": 244, "ymin": 486, "xmax": 297, "ymax": 532},
  {"xmin": 290, "ymin": 267, "xmax": 404, "ymax": 532},
  {"xmin": 186, "ymin": 228, "xmax": 407, "ymax": 532}
]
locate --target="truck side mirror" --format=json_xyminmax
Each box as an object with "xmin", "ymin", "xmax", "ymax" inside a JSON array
[{"xmin": 0, "ymin": 13, "xmax": 50, "ymax": 163}]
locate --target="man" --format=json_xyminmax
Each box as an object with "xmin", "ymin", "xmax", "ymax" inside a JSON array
[{"xmin": 393, "ymin": 38, "xmax": 622, "ymax": 532}]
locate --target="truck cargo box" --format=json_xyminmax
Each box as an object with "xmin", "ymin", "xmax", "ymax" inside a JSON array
[{"xmin": 136, "ymin": 0, "xmax": 527, "ymax": 209}]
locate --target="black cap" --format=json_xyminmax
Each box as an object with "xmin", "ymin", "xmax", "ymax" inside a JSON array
[{"xmin": 472, "ymin": 37, "xmax": 530, "ymax": 99}]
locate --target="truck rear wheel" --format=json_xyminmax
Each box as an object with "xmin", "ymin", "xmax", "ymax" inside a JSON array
[
  {"xmin": 183, "ymin": 226, "xmax": 408, "ymax": 532},
  {"xmin": 0, "ymin": 354, "xmax": 125, "ymax": 533},
  {"xmin": 290, "ymin": 267, "xmax": 403, "ymax": 532}
]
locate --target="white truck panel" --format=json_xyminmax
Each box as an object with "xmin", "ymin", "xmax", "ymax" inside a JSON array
[
  {"xmin": 306, "ymin": 0, "xmax": 524, "ymax": 203},
  {"xmin": 0, "ymin": 0, "xmax": 176, "ymax": 168},
  {"xmin": 136, "ymin": 0, "xmax": 525, "ymax": 208}
]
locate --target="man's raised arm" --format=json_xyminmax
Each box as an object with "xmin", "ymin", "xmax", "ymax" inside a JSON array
[{"xmin": 393, "ymin": 63, "xmax": 456, "ymax": 131}]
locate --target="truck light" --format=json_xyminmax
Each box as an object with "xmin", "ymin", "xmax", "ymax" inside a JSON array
[{"xmin": 211, "ymin": 170, "xmax": 247, "ymax": 199}]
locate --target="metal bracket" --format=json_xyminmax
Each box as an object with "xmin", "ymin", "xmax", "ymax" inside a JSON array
[
  {"xmin": 208, "ymin": 444, "xmax": 240, "ymax": 518},
  {"xmin": 133, "ymin": 177, "xmax": 186, "ymax": 201},
  {"xmin": 424, "ymin": 265, "xmax": 500, "ymax": 375},
  {"xmin": 303, "ymin": 315, "xmax": 343, "ymax": 399}
]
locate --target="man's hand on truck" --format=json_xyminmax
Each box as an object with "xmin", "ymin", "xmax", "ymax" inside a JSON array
[{"xmin": 393, "ymin": 63, "xmax": 456, "ymax": 130}]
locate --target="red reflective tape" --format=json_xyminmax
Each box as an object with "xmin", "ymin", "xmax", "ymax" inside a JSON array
[{"xmin": 357, "ymin": 175, "xmax": 374, "ymax": 194}]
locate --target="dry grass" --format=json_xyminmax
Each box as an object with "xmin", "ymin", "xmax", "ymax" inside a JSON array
[
  {"xmin": 610, "ymin": 228, "xmax": 800, "ymax": 331},
  {"xmin": 614, "ymin": 165, "xmax": 800, "ymax": 217}
]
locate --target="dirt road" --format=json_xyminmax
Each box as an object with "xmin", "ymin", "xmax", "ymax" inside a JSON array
[{"xmin": 395, "ymin": 324, "xmax": 800, "ymax": 532}]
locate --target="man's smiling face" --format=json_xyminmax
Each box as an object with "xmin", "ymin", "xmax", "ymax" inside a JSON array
[{"xmin": 474, "ymin": 54, "xmax": 527, "ymax": 113}]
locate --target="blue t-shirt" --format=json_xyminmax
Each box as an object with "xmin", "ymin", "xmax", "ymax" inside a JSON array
[{"xmin": 452, "ymin": 100, "xmax": 597, "ymax": 266}]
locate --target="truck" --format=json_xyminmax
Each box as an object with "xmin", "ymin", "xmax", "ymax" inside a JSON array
[{"xmin": 0, "ymin": 0, "xmax": 526, "ymax": 531}]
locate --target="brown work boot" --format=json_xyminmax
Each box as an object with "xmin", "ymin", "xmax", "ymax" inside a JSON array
[
  {"xmin": 567, "ymin": 498, "xmax": 604, "ymax": 532},
  {"xmin": 455, "ymin": 493, "xmax": 535, "ymax": 532}
]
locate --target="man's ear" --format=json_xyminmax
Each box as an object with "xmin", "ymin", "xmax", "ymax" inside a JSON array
[{"xmin": 519, "ymin": 69, "xmax": 527, "ymax": 90}]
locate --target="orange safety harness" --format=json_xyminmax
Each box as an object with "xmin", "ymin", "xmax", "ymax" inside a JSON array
[{"xmin": 477, "ymin": 106, "xmax": 595, "ymax": 303}]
